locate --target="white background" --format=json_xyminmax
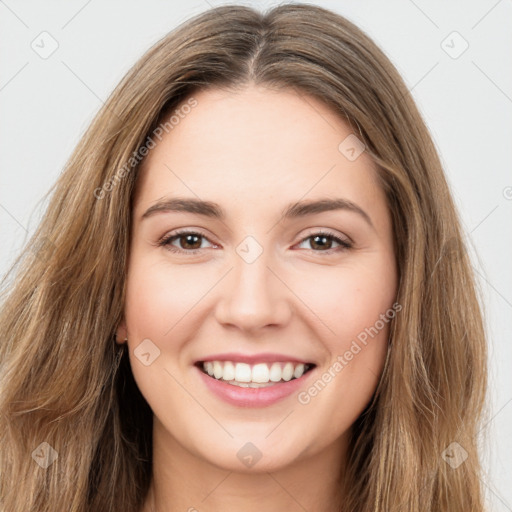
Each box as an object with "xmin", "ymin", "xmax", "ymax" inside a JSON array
[{"xmin": 1, "ymin": 0, "xmax": 511, "ymax": 509}]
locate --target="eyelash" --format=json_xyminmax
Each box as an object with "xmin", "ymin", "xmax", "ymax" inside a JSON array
[{"xmin": 157, "ymin": 229, "xmax": 353, "ymax": 255}]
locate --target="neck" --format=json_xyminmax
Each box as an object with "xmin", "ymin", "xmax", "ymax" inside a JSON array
[{"xmin": 142, "ymin": 416, "xmax": 348, "ymax": 512}]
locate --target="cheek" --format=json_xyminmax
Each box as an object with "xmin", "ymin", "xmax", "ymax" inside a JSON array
[
  {"xmin": 296, "ymin": 260, "xmax": 396, "ymax": 347},
  {"xmin": 292, "ymin": 264, "xmax": 394, "ymax": 445},
  {"xmin": 122, "ymin": 254, "xmax": 202, "ymax": 411},
  {"xmin": 124, "ymin": 254, "xmax": 204, "ymax": 340}
]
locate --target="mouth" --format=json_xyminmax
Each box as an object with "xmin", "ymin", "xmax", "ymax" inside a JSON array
[
  {"xmin": 194, "ymin": 360, "xmax": 317, "ymax": 388},
  {"xmin": 193, "ymin": 352, "xmax": 318, "ymax": 407}
]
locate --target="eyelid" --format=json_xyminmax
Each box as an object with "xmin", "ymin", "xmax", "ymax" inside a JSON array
[
  {"xmin": 157, "ymin": 227, "xmax": 353, "ymax": 255},
  {"xmin": 300, "ymin": 227, "xmax": 353, "ymax": 246},
  {"xmin": 295, "ymin": 229, "xmax": 353, "ymax": 252},
  {"xmin": 156, "ymin": 228, "xmax": 217, "ymax": 250}
]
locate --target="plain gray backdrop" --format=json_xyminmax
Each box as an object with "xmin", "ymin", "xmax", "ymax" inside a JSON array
[{"xmin": 1, "ymin": 0, "xmax": 511, "ymax": 509}]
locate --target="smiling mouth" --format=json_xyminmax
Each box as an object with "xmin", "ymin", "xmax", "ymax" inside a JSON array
[{"xmin": 195, "ymin": 360, "xmax": 316, "ymax": 388}]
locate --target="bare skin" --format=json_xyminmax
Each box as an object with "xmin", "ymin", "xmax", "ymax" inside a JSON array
[{"xmin": 116, "ymin": 84, "xmax": 398, "ymax": 512}]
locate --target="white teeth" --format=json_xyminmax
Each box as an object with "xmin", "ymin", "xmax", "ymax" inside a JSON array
[
  {"xmin": 269, "ymin": 362, "xmax": 282, "ymax": 382},
  {"xmin": 293, "ymin": 363, "xmax": 305, "ymax": 379},
  {"xmin": 252, "ymin": 363, "xmax": 270, "ymax": 383},
  {"xmin": 223, "ymin": 361, "xmax": 235, "ymax": 381},
  {"xmin": 234, "ymin": 363, "xmax": 252, "ymax": 382},
  {"xmin": 228, "ymin": 381, "xmax": 274, "ymax": 388},
  {"xmin": 213, "ymin": 361, "xmax": 223, "ymax": 379},
  {"xmin": 230, "ymin": 381, "xmax": 249, "ymax": 388},
  {"xmin": 282, "ymin": 362, "xmax": 294, "ymax": 381},
  {"xmin": 200, "ymin": 360, "xmax": 311, "ymax": 384}
]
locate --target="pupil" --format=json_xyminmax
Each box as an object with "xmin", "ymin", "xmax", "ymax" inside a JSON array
[
  {"xmin": 180, "ymin": 234, "xmax": 333, "ymax": 251},
  {"xmin": 312, "ymin": 235, "xmax": 330, "ymax": 250},
  {"xmin": 183, "ymin": 234, "xmax": 201, "ymax": 249}
]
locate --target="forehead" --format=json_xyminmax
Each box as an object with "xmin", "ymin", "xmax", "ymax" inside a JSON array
[{"xmin": 133, "ymin": 86, "xmax": 383, "ymax": 220}]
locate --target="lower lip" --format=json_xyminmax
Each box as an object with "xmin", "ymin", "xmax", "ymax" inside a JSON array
[{"xmin": 196, "ymin": 365, "xmax": 315, "ymax": 408}]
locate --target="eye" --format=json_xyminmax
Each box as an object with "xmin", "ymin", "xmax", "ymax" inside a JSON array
[
  {"xmin": 296, "ymin": 230, "xmax": 352, "ymax": 254},
  {"xmin": 157, "ymin": 229, "xmax": 352, "ymax": 255},
  {"xmin": 157, "ymin": 230, "xmax": 215, "ymax": 254}
]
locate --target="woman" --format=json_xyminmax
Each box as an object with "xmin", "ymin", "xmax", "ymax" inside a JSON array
[{"xmin": 0, "ymin": 4, "xmax": 488, "ymax": 511}]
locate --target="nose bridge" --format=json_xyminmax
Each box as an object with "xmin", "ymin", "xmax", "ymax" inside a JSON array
[{"xmin": 214, "ymin": 235, "xmax": 290, "ymax": 331}]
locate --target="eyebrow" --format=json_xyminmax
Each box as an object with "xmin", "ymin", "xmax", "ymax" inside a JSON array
[{"xmin": 141, "ymin": 196, "xmax": 374, "ymax": 228}]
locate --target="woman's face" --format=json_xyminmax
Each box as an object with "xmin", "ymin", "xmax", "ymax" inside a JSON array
[{"xmin": 118, "ymin": 85, "xmax": 398, "ymax": 473}]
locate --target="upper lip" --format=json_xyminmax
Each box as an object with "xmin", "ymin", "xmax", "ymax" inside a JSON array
[{"xmin": 196, "ymin": 352, "xmax": 315, "ymax": 365}]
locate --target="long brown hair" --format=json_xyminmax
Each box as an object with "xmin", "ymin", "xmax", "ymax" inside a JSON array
[{"xmin": 0, "ymin": 4, "xmax": 488, "ymax": 511}]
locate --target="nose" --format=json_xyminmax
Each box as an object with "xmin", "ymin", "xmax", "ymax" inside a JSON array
[{"xmin": 214, "ymin": 249, "xmax": 292, "ymax": 334}]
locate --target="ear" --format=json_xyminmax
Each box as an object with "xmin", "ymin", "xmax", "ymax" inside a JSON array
[{"xmin": 115, "ymin": 319, "xmax": 128, "ymax": 345}]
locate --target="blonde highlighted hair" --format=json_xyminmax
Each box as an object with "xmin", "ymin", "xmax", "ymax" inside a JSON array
[{"xmin": 0, "ymin": 4, "xmax": 488, "ymax": 511}]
